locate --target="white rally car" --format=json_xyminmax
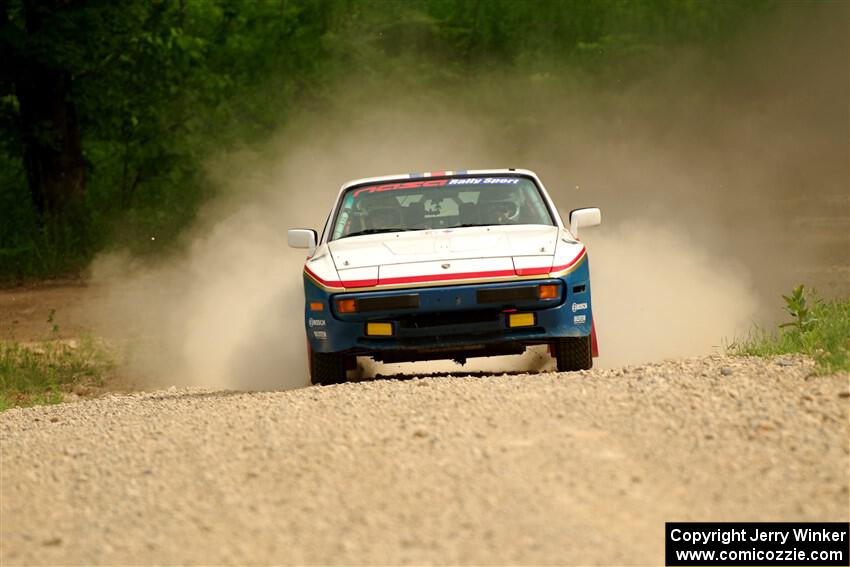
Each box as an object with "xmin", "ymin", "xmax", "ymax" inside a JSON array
[{"xmin": 289, "ymin": 169, "xmax": 601, "ymax": 385}]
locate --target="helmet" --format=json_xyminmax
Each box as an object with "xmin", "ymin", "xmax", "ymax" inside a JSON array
[
  {"xmin": 478, "ymin": 185, "xmax": 521, "ymax": 223},
  {"xmin": 362, "ymin": 191, "xmax": 402, "ymax": 230}
]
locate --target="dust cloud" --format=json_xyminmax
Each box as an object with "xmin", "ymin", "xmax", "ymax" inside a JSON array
[
  {"xmin": 88, "ymin": 3, "xmax": 847, "ymax": 388},
  {"xmin": 586, "ymin": 223, "xmax": 756, "ymax": 367},
  {"xmin": 89, "ymin": 209, "xmax": 308, "ymax": 390}
]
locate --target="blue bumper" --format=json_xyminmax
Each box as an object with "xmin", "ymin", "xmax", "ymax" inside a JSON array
[{"xmin": 303, "ymin": 260, "xmax": 593, "ymax": 361}]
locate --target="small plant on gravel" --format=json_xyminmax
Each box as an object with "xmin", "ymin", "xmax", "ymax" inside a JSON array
[
  {"xmin": 730, "ymin": 286, "xmax": 850, "ymax": 374},
  {"xmin": 779, "ymin": 284, "xmax": 818, "ymax": 333},
  {"xmin": 47, "ymin": 308, "xmax": 60, "ymax": 335},
  {"xmin": 0, "ymin": 315, "xmax": 112, "ymax": 411}
]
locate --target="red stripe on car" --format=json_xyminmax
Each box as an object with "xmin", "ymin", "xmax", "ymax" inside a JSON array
[
  {"xmin": 550, "ymin": 248, "xmax": 586, "ymax": 273},
  {"xmin": 305, "ymin": 248, "xmax": 586, "ymax": 290},
  {"xmin": 304, "ymin": 266, "xmax": 343, "ymax": 288},
  {"xmin": 378, "ymin": 268, "xmax": 516, "ymax": 286}
]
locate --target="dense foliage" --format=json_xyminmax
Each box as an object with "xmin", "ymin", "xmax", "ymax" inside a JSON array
[{"xmin": 0, "ymin": 0, "xmax": 770, "ymax": 280}]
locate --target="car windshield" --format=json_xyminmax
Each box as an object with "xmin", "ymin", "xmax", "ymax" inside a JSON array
[{"xmin": 330, "ymin": 176, "xmax": 554, "ymax": 240}]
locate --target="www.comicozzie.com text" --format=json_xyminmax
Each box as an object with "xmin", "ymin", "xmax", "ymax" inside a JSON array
[{"xmin": 670, "ymin": 527, "xmax": 848, "ymax": 546}]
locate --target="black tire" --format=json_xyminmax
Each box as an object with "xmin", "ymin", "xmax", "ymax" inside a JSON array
[
  {"xmin": 310, "ymin": 351, "xmax": 347, "ymax": 385},
  {"xmin": 553, "ymin": 336, "xmax": 593, "ymax": 372}
]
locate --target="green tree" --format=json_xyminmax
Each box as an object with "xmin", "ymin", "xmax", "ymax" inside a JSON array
[
  {"xmin": 0, "ymin": 0, "xmax": 777, "ymax": 280},
  {"xmin": 2, "ymin": 0, "xmax": 85, "ymax": 218}
]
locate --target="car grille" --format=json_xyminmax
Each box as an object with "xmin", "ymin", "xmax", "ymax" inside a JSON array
[
  {"xmin": 356, "ymin": 294, "xmax": 420, "ymax": 312},
  {"xmin": 397, "ymin": 309, "xmax": 500, "ymax": 329},
  {"xmin": 476, "ymin": 286, "xmax": 538, "ymax": 304}
]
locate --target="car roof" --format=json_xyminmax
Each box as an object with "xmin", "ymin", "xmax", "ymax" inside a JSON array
[{"xmin": 339, "ymin": 169, "xmax": 540, "ymax": 193}]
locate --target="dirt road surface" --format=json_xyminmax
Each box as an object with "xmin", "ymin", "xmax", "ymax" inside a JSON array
[{"xmin": 2, "ymin": 355, "xmax": 848, "ymax": 565}]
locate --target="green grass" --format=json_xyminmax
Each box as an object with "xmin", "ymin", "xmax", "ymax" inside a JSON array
[
  {"xmin": 730, "ymin": 286, "xmax": 850, "ymax": 374},
  {"xmin": 0, "ymin": 337, "xmax": 112, "ymax": 411}
]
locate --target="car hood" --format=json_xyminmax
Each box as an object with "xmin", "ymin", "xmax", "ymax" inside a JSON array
[
  {"xmin": 326, "ymin": 225, "xmax": 561, "ymax": 286},
  {"xmin": 329, "ymin": 225, "xmax": 558, "ymax": 267}
]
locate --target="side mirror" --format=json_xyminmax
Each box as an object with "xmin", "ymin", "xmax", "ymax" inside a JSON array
[
  {"xmin": 288, "ymin": 228, "xmax": 318, "ymax": 255},
  {"xmin": 568, "ymin": 208, "xmax": 601, "ymax": 237}
]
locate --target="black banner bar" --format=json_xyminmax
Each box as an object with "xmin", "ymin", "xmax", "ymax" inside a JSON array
[{"xmin": 666, "ymin": 522, "xmax": 849, "ymax": 566}]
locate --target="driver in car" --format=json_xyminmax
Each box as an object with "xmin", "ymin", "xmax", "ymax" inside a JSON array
[
  {"xmin": 479, "ymin": 185, "xmax": 522, "ymax": 224},
  {"xmin": 363, "ymin": 192, "xmax": 402, "ymax": 231}
]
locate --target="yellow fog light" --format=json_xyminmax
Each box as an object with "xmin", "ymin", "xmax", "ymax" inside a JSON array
[
  {"xmin": 366, "ymin": 322, "xmax": 393, "ymax": 336},
  {"xmin": 508, "ymin": 313, "xmax": 535, "ymax": 327}
]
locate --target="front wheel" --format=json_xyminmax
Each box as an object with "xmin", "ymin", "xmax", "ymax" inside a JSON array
[
  {"xmin": 310, "ymin": 351, "xmax": 347, "ymax": 385},
  {"xmin": 553, "ymin": 336, "xmax": 593, "ymax": 372}
]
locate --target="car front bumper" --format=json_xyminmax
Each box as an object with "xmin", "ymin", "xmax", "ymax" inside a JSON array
[{"xmin": 302, "ymin": 264, "xmax": 594, "ymax": 361}]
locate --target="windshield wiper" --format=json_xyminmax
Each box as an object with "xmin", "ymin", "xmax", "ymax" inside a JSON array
[
  {"xmin": 341, "ymin": 228, "xmax": 408, "ymax": 239},
  {"xmin": 453, "ymin": 223, "xmax": 493, "ymax": 228}
]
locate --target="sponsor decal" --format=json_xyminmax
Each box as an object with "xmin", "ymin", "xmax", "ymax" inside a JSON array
[
  {"xmin": 308, "ymin": 318, "xmax": 326, "ymax": 327},
  {"xmin": 447, "ymin": 177, "xmax": 520, "ymax": 185},
  {"xmin": 571, "ymin": 302, "xmax": 588, "ymax": 312},
  {"xmin": 353, "ymin": 179, "xmax": 448, "ymax": 196},
  {"xmin": 574, "ymin": 314, "xmax": 586, "ymax": 324},
  {"xmin": 353, "ymin": 177, "xmax": 522, "ymax": 196},
  {"xmin": 313, "ymin": 330, "xmax": 327, "ymax": 339}
]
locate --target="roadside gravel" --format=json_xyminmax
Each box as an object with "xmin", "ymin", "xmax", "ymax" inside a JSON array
[{"xmin": 1, "ymin": 355, "xmax": 848, "ymax": 565}]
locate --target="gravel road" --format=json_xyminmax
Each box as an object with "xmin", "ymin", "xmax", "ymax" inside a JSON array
[{"xmin": 2, "ymin": 355, "xmax": 848, "ymax": 565}]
